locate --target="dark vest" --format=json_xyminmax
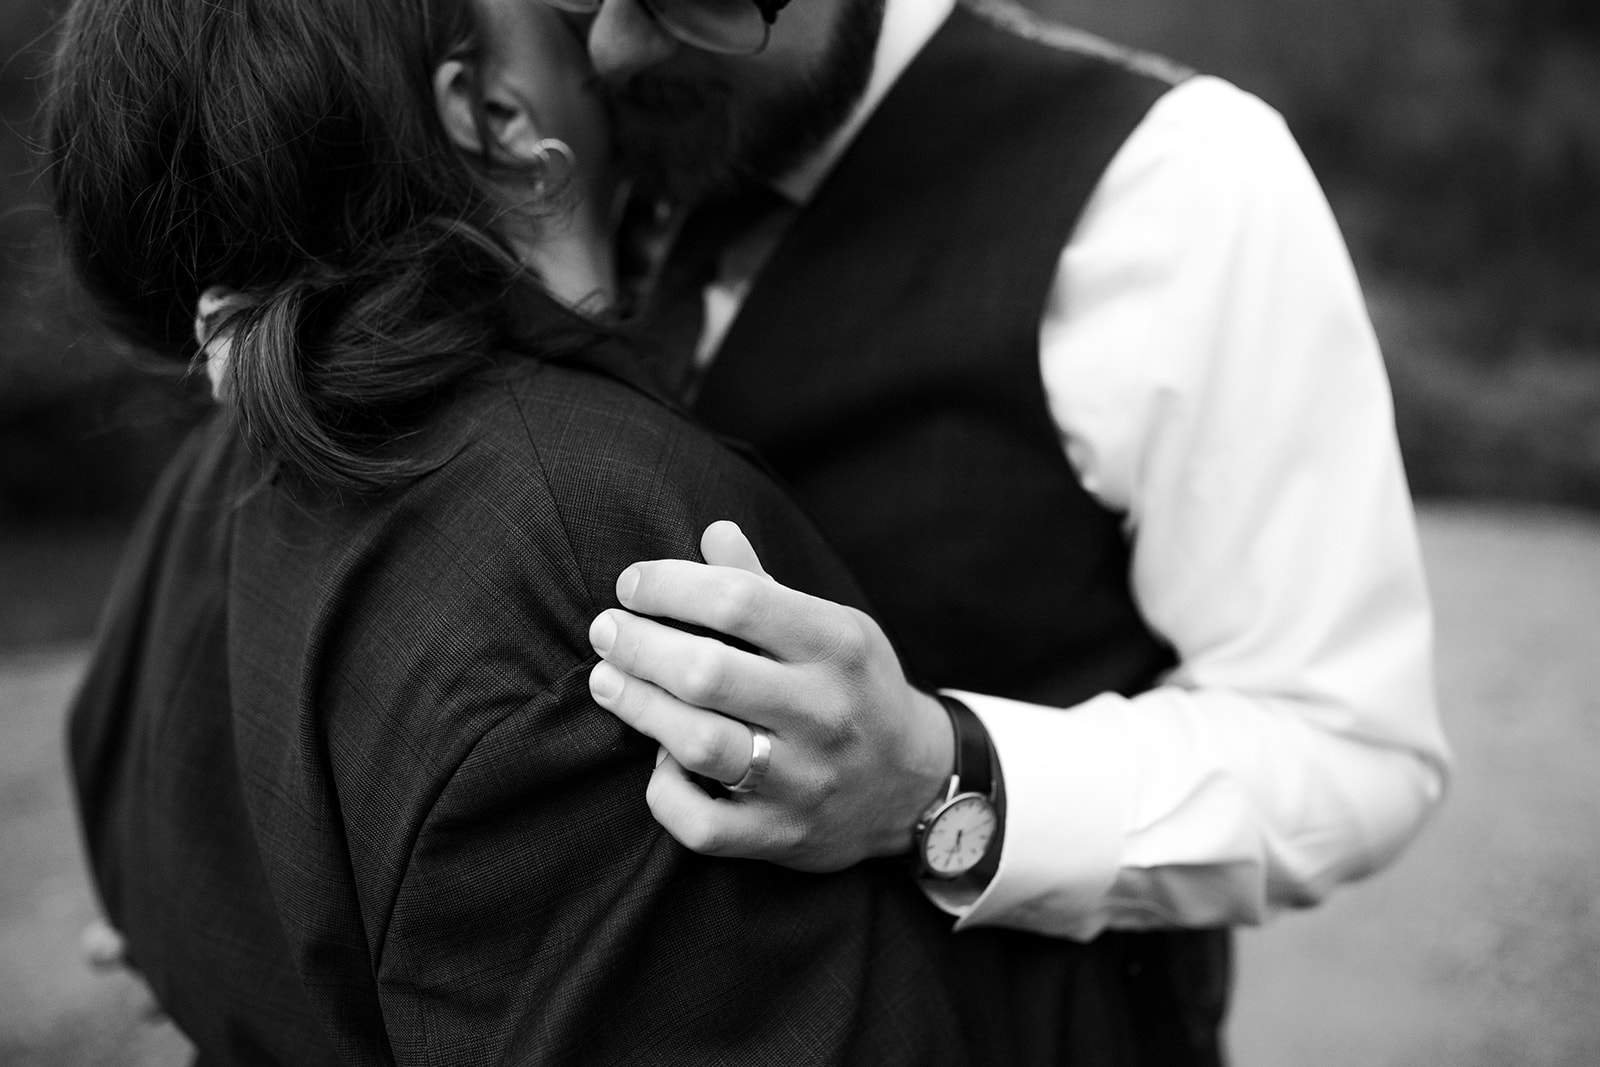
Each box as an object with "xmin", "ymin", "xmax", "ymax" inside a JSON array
[{"xmin": 695, "ymin": 2, "xmax": 1231, "ymax": 1061}]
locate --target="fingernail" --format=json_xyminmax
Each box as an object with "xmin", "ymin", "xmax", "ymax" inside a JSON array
[
  {"xmin": 655, "ymin": 745, "xmax": 670, "ymax": 767},
  {"xmin": 616, "ymin": 566, "xmax": 639, "ymax": 604},
  {"xmin": 589, "ymin": 612, "xmax": 616, "ymax": 654},
  {"xmin": 589, "ymin": 661, "xmax": 623, "ymax": 702}
]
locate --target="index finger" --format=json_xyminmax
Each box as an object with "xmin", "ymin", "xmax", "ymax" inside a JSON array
[{"xmin": 615, "ymin": 559, "xmax": 864, "ymax": 664}]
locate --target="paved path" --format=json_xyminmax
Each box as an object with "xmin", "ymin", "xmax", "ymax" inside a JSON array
[
  {"xmin": 2, "ymin": 505, "xmax": 1597, "ymax": 1065},
  {"xmin": 0, "ymin": 646, "xmax": 190, "ymax": 1065},
  {"xmin": 1230, "ymin": 504, "xmax": 1600, "ymax": 1066}
]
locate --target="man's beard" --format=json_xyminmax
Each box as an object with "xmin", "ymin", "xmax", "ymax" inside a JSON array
[{"xmin": 600, "ymin": 0, "xmax": 887, "ymax": 203}]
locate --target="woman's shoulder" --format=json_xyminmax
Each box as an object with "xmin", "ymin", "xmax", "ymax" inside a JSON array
[
  {"xmin": 435, "ymin": 348, "xmax": 866, "ymax": 611},
  {"xmin": 424, "ymin": 348, "xmax": 689, "ymax": 470},
  {"xmin": 420, "ymin": 351, "xmax": 735, "ymax": 533},
  {"xmin": 488, "ymin": 347, "xmax": 710, "ymax": 461},
  {"xmin": 325, "ymin": 344, "xmax": 867, "ymax": 637},
  {"xmin": 295, "ymin": 350, "xmax": 742, "ymax": 638},
  {"xmin": 476, "ymin": 350, "xmax": 770, "ymax": 592}
]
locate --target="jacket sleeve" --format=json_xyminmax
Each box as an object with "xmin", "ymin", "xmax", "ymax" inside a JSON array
[{"xmin": 372, "ymin": 662, "xmax": 673, "ymax": 1066}]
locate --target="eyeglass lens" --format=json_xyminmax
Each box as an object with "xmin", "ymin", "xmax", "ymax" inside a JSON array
[{"xmin": 539, "ymin": 0, "xmax": 770, "ymax": 56}]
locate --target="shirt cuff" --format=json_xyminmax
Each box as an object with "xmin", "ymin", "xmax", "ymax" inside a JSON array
[{"xmin": 922, "ymin": 689, "xmax": 1136, "ymax": 941}]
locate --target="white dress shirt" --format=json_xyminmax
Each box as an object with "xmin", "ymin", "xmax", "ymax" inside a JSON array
[{"xmin": 699, "ymin": 0, "xmax": 1451, "ymax": 941}]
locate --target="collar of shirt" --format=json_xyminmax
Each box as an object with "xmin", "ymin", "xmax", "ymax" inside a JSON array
[{"xmin": 768, "ymin": 0, "xmax": 956, "ymax": 207}]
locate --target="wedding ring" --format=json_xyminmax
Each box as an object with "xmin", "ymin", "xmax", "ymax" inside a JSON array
[{"xmin": 722, "ymin": 727, "xmax": 772, "ymax": 794}]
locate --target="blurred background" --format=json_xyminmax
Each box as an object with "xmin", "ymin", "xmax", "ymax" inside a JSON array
[{"xmin": 2, "ymin": 0, "xmax": 1597, "ymax": 1063}]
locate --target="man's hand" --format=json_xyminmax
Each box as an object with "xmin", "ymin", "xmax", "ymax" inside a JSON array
[{"xmin": 587, "ymin": 521, "xmax": 954, "ymax": 872}]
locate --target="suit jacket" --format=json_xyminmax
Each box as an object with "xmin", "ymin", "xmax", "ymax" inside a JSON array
[{"xmin": 72, "ymin": 348, "xmax": 999, "ymax": 1065}]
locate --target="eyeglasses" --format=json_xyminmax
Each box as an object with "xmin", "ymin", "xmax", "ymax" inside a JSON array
[{"xmin": 542, "ymin": 0, "xmax": 789, "ymax": 57}]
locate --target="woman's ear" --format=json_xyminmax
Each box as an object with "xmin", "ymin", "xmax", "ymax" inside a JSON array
[
  {"xmin": 434, "ymin": 57, "xmax": 546, "ymax": 163},
  {"xmin": 434, "ymin": 58, "xmax": 489, "ymax": 156}
]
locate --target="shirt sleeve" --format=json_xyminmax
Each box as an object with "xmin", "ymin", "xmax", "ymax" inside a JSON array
[{"xmin": 923, "ymin": 76, "xmax": 1451, "ymax": 940}]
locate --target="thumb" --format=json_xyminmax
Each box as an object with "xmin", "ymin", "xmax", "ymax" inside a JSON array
[{"xmin": 700, "ymin": 521, "xmax": 769, "ymax": 578}]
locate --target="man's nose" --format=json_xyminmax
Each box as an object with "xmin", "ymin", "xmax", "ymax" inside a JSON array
[{"xmin": 587, "ymin": 0, "xmax": 681, "ymax": 82}]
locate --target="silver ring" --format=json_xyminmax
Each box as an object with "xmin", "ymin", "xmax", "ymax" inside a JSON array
[{"xmin": 722, "ymin": 728, "xmax": 772, "ymax": 794}]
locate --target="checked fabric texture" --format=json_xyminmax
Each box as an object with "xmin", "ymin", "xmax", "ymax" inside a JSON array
[{"xmin": 69, "ymin": 341, "xmax": 1091, "ymax": 1065}]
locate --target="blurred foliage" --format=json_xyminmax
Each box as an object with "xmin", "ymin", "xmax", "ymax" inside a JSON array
[
  {"xmin": 1041, "ymin": 0, "xmax": 1600, "ymax": 506},
  {"xmin": 1044, "ymin": 0, "xmax": 1600, "ymax": 354},
  {"xmin": 2, "ymin": 0, "xmax": 1599, "ymax": 534}
]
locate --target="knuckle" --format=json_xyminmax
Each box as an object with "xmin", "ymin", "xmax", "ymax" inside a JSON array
[
  {"xmin": 706, "ymin": 572, "xmax": 762, "ymax": 632},
  {"xmin": 833, "ymin": 613, "xmax": 872, "ymax": 663},
  {"xmin": 680, "ymin": 720, "xmax": 730, "ymax": 773},
  {"xmin": 678, "ymin": 647, "xmax": 727, "ymax": 705},
  {"xmin": 790, "ymin": 765, "xmax": 835, "ymax": 819},
  {"xmin": 810, "ymin": 765, "xmax": 844, "ymax": 810},
  {"xmin": 676, "ymin": 816, "xmax": 723, "ymax": 855},
  {"xmin": 810, "ymin": 692, "xmax": 857, "ymax": 742}
]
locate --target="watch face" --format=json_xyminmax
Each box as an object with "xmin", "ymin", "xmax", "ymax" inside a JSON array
[{"xmin": 922, "ymin": 794, "xmax": 998, "ymax": 876}]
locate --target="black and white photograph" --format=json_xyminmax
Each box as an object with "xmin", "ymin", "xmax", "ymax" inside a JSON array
[{"xmin": 1, "ymin": 0, "xmax": 1596, "ymax": 1063}]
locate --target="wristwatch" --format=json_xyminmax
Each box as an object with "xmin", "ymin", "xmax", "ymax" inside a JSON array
[{"xmin": 913, "ymin": 695, "xmax": 1000, "ymax": 880}]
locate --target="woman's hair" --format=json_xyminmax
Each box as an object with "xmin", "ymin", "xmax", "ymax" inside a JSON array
[{"xmin": 46, "ymin": 0, "xmax": 601, "ymax": 492}]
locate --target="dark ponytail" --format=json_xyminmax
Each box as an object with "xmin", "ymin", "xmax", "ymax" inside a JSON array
[
  {"xmin": 45, "ymin": 0, "xmax": 604, "ymax": 493},
  {"xmin": 218, "ymin": 225, "xmax": 550, "ymax": 492}
]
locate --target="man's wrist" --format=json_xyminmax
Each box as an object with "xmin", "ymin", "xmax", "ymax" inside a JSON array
[{"xmin": 881, "ymin": 688, "xmax": 957, "ymax": 858}]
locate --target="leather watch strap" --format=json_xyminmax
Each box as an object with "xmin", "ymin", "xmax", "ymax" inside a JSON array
[{"xmin": 938, "ymin": 694, "xmax": 992, "ymax": 797}]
